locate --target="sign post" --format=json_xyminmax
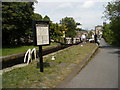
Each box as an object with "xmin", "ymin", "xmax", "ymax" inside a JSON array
[
  {"xmin": 39, "ymin": 45, "xmax": 43, "ymax": 72},
  {"xmin": 33, "ymin": 21, "xmax": 50, "ymax": 72}
]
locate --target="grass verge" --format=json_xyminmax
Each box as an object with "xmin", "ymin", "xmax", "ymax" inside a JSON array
[
  {"xmin": 2, "ymin": 43, "xmax": 97, "ymax": 88},
  {"xmin": 2, "ymin": 43, "xmax": 59, "ymax": 56}
]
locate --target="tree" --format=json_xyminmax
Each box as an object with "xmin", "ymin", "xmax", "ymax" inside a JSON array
[
  {"xmin": 76, "ymin": 22, "xmax": 82, "ymax": 31},
  {"xmin": 49, "ymin": 21, "xmax": 68, "ymax": 41},
  {"xmin": 2, "ymin": 2, "xmax": 34, "ymax": 45},
  {"xmin": 49, "ymin": 22, "xmax": 57, "ymax": 40},
  {"xmin": 43, "ymin": 15, "xmax": 50, "ymax": 21},
  {"xmin": 76, "ymin": 22, "xmax": 81, "ymax": 25},
  {"xmin": 60, "ymin": 17, "xmax": 77, "ymax": 38},
  {"xmin": 103, "ymin": 24, "xmax": 114, "ymax": 44},
  {"xmin": 32, "ymin": 13, "xmax": 42, "ymax": 21},
  {"xmin": 103, "ymin": 1, "xmax": 120, "ymax": 46}
]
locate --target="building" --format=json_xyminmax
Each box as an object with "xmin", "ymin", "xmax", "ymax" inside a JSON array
[{"xmin": 76, "ymin": 30, "xmax": 88, "ymax": 38}]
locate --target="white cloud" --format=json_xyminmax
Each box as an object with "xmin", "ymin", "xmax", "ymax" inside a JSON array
[
  {"xmin": 72, "ymin": 10, "xmax": 103, "ymax": 29},
  {"xmin": 82, "ymin": 1, "xmax": 95, "ymax": 8},
  {"xmin": 57, "ymin": 2, "xmax": 72, "ymax": 8}
]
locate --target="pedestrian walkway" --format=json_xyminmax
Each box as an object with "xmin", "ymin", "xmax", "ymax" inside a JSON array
[{"xmin": 63, "ymin": 38, "xmax": 118, "ymax": 88}]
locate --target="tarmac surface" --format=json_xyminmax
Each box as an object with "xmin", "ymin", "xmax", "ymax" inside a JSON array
[{"xmin": 63, "ymin": 38, "xmax": 119, "ymax": 88}]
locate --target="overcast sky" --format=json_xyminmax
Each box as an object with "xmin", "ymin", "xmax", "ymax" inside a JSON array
[{"xmin": 34, "ymin": 0, "xmax": 112, "ymax": 30}]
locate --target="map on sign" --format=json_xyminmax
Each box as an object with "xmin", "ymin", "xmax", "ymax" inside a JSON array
[{"xmin": 36, "ymin": 24, "xmax": 49, "ymax": 45}]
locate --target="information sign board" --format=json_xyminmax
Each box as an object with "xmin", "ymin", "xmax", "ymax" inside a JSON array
[{"xmin": 33, "ymin": 21, "xmax": 50, "ymax": 46}]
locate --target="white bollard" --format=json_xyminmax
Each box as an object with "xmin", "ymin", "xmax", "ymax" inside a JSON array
[
  {"xmin": 24, "ymin": 48, "xmax": 37, "ymax": 65},
  {"xmin": 24, "ymin": 49, "xmax": 31, "ymax": 65},
  {"xmin": 27, "ymin": 51, "xmax": 31, "ymax": 65},
  {"xmin": 81, "ymin": 45, "xmax": 83, "ymax": 47},
  {"xmin": 31, "ymin": 48, "xmax": 37, "ymax": 61},
  {"xmin": 51, "ymin": 56, "xmax": 55, "ymax": 60}
]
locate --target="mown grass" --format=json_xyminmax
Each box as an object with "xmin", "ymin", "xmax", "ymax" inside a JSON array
[
  {"xmin": 2, "ymin": 43, "xmax": 97, "ymax": 88},
  {"xmin": 2, "ymin": 43, "xmax": 59, "ymax": 56}
]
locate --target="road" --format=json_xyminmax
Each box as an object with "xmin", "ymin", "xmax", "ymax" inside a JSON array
[{"xmin": 63, "ymin": 38, "xmax": 119, "ymax": 88}]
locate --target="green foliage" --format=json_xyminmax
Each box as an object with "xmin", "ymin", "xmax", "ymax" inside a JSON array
[
  {"xmin": 2, "ymin": 2, "xmax": 34, "ymax": 45},
  {"xmin": 76, "ymin": 28, "xmax": 82, "ymax": 31},
  {"xmin": 49, "ymin": 22, "xmax": 57, "ymax": 40},
  {"xmin": 76, "ymin": 22, "xmax": 81, "ymax": 25},
  {"xmin": 49, "ymin": 22, "xmax": 67, "ymax": 41},
  {"xmin": 103, "ymin": 24, "xmax": 114, "ymax": 44},
  {"xmin": 103, "ymin": 1, "xmax": 120, "ymax": 46},
  {"xmin": 43, "ymin": 15, "xmax": 51, "ymax": 21},
  {"xmin": 60, "ymin": 17, "xmax": 77, "ymax": 38},
  {"xmin": 32, "ymin": 13, "xmax": 42, "ymax": 21}
]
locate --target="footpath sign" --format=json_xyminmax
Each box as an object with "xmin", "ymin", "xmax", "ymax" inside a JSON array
[{"xmin": 33, "ymin": 21, "xmax": 49, "ymax": 72}]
